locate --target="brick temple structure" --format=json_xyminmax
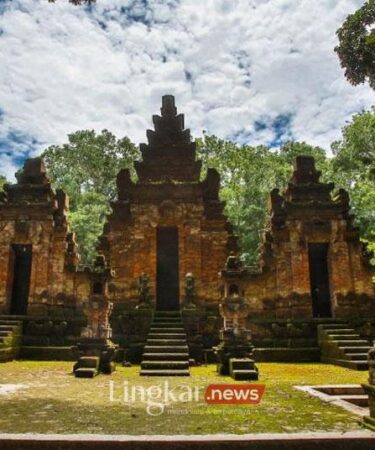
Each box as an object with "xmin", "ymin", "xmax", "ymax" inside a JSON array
[
  {"xmin": 0, "ymin": 96, "xmax": 374, "ymax": 366},
  {"xmin": 222, "ymin": 155, "xmax": 375, "ymax": 319},
  {"xmin": 221, "ymin": 155, "xmax": 375, "ymax": 365},
  {"xmin": 99, "ymin": 95, "xmax": 236, "ymax": 311},
  {"xmin": 0, "ymin": 158, "xmax": 83, "ymax": 317}
]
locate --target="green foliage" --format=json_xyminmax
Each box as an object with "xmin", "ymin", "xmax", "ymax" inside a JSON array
[
  {"xmin": 68, "ymin": 191, "xmax": 111, "ymax": 265},
  {"xmin": 42, "ymin": 129, "xmax": 138, "ymax": 266},
  {"xmin": 42, "ymin": 129, "xmax": 138, "ymax": 206},
  {"xmin": 330, "ymin": 108, "xmax": 375, "ymax": 259},
  {"xmin": 331, "ymin": 107, "xmax": 375, "ymax": 178},
  {"xmin": 197, "ymin": 136, "xmax": 329, "ymax": 264},
  {"xmin": 197, "ymin": 136, "xmax": 274, "ymax": 264},
  {"xmin": 0, "ymin": 175, "xmax": 6, "ymax": 191},
  {"xmin": 335, "ymin": 0, "xmax": 375, "ymax": 89}
]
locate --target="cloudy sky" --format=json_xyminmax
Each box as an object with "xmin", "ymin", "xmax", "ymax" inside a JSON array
[{"xmin": 0, "ymin": 0, "xmax": 373, "ymax": 179}]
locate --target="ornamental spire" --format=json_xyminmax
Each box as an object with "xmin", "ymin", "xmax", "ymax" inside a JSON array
[{"xmin": 134, "ymin": 95, "xmax": 202, "ymax": 182}]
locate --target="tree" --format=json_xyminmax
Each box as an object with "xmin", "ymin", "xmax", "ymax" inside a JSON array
[
  {"xmin": 42, "ymin": 129, "xmax": 139, "ymax": 265},
  {"xmin": 330, "ymin": 108, "xmax": 375, "ymax": 259},
  {"xmin": 197, "ymin": 135, "xmax": 329, "ymax": 264},
  {"xmin": 68, "ymin": 191, "xmax": 110, "ymax": 264},
  {"xmin": 335, "ymin": 0, "xmax": 375, "ymax": 89}
]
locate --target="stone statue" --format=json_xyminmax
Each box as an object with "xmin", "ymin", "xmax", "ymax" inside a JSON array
[
  {"xmin": 184, "ymin": 272, "xmax": 196, "ymax": 308},
  {"xmin": 138, "ymin": 272, "xmax": 150, "ymax": 306}
]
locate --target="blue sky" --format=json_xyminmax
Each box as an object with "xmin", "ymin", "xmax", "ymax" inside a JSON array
[{"xmin": 0, "ymin": 0, "xmax": 373, "ymax": 179}]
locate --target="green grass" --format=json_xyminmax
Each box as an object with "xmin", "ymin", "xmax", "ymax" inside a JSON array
[{"xmin": 0, "ymin": 361, "xmax": 370, "ymax": 434}]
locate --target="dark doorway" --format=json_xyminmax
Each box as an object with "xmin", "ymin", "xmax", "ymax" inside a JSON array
[
  {"xmin": 9, "ymin": 244, "xmax": 32, "ymax": 315},
  {"xmin": 308, "ymin": 243, "xmax": 332, "ymax": 318},
  {"xmin": 156, "ymin": 227, "xmax": 179, "ymax": 311}
]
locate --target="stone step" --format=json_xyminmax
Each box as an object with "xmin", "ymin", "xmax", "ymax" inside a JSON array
[
  {"xmin": 346, "ymin": 353, "xmax": 368, "ymax": 361},
  {"xmin": 324, "ymin": 329, "xmax": 356, "ymax": 334},
  {"xmin": 153, "ymin": 319, "xmax": 182, "ymax": 324},
  {"xmin": 142, "ymin": 353, "xmax": 189, "ymax": 361},
  {"xmin": 148, "ymin": 333, "xmax": 187, "ymax": 339},
  {"xmin": 319, "ymin": 323, "xmax": 348, "ymax": 329},
  {"xmin": 147, "ymin": 339, "xmax": 187, "ymax": 346},
  {"xmin": 144, "ymin": 345, "xmax": 189, "ymax": 353},
  {"xmin": 231, "ymin": 369, "xmax": 259, "ymax": 381},
  {"xmin": 0, "ymin": 325, "xmax": 15, "ymax": 331},
  {"xmin": 141, "ymin": 360, "xmax": 189, "ymax": 370},
  {"xmin": 230, "ymin": 358, "xmax": 256, "ymax": 370},
  {"xmin": 154, "ymin": 311, "xmax": 181, "ymax": 317},
  {"xmin": 140, "ymin": 369, "xmax": 190, "ymax": 376},
  {"xmin": 0, "ymin": 320, "xmax": 22, "ymax": 326},
  {"xmin": 324, "ymin": 358, "xmax": 369, "ymax": 371},
  {"xmin": 77, "ymin": 356, "xmax": 100, "ymax": 369},
  {"xmin": 0, "ymin": 331, "xmax": 11, "ymax": 337},
  {"xmin": 74, "ymin": 368, "xmax": 98, "ymax": 378},
  {"xmin": 328, "ymin": 334, "xmax": 362, "ymax": 340},
  {"xmin": 331, "ymin": 339, "xmax": 369, "ymax": 346},
  {"xmin": 150, "ymin": 327, "xmax": 185, "ymax": 332},
  {"xmin": 141, "ymin": 311, "xmax": 190, "ymax": 376},
  {"xmin": 150, "ymin": 325, "xmax": 183, "ymax": 330},
  {"xmin": 340, "ymin": 360, "xmax": 369, "ymax": 370},
  {"xmin": 340, "ymin": 346, "xmax": 371, "ymax": 353}
]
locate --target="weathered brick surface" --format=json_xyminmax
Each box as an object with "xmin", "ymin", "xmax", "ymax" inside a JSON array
[
  {"xmin": 99, "ymin": 96, "xmax": 235, "ymax": 309},
  {"xmin": 0, "ymin": 158, "xmax": 89, "ymax": 315},
  {"xmin": 223, "ymin": 155, "xmax": 375, "ymax": 321},
  {"xmin": 0, "ymin": 102, "xmax": 373, "ymax": 342}
]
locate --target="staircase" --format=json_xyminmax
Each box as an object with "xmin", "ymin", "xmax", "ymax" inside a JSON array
[
  {"xmin": 229, "ymin": 358, "xmax": 259, "ymax": 381},
  {"xmin": 140, "ymin": 311, "xmax": 190, "ymax": 376},
  {"xmin": 318, "ymin": 323, "xmax": 371, "ymax": 371},
  {"xmin": 0, "ymin": 318, "xmax": 22, "ymax": 362}
]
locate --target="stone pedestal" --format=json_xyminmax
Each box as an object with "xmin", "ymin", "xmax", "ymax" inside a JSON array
[
  {"xmin": 215, "ymin": 295, "xmax": 259, "ymax": 380},
  {"xmin": 73, "ymin": 290, "xmax": 118, "ymax": 377},
  {"xmin": 72, "ymin": 338, "xmax": 118, "ymax": 376}
]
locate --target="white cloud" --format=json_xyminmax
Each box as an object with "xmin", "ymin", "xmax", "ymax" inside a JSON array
[{"xmin": 0, "ymin": 0, "xmax": 373, "ymax": 179}]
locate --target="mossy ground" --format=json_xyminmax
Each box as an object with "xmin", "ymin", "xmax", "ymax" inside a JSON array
[{"xmin": 0, "ymin": 361, "xmax": 370, "ymax": 434}]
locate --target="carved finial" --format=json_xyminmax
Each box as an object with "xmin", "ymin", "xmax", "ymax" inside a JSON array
[
  {"xmin": 16, "ymin": 157, "xmax": 49, "ymax": 185},
  {"xmin": 292, "ymin": 155, "xmax": 321, "ymax": 184},
  {"xmin": 202, "ymin": 168, "xmax": 220, "ymax": 200},
  {"xmin": 135, "ymin": 95, "xmax": 201, "ymax": 182},
  {"xmin": 161, "ymin": 95, "xmax": 177, "ymax": 117}
]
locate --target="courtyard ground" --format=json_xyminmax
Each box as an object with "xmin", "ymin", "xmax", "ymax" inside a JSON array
[{"xmin": 0, "ymin": 361, "xmax": 370, "ymax": 435}]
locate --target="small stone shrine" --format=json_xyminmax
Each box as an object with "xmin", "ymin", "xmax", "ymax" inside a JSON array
[
  {"xmin": 72, "ymin": 256, "xmax": 117, "ymax": 378},
  {"xmin": 215, "ymin": 254, "xmax": 259, "ymax": 380}
]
